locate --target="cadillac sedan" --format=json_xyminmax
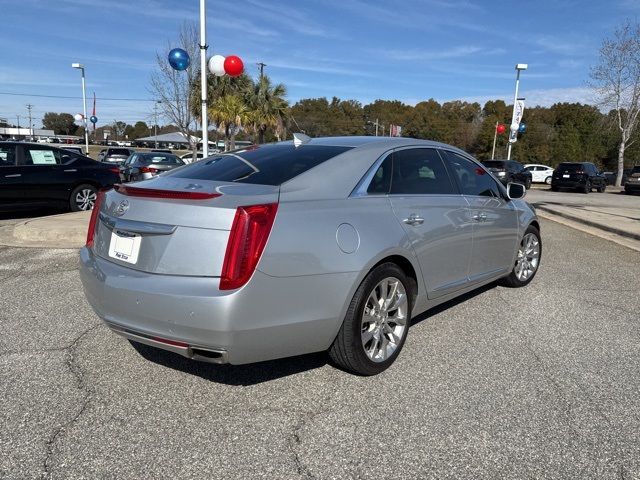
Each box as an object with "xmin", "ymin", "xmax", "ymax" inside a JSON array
[{"xmin": 80, "ymin": 137, "xmax": 541, "ymax": 375}]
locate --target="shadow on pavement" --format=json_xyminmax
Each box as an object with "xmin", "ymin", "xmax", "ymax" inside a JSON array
[
  {"xmin": 131, "ymin": 281, "xmax": 500, "ymax": 385},
  {"xmin": 130, "ymin": 340, "xmax": 328, "ymax": 386},
  {"xmin": 0, "ymin": 207, "xmax": 63, "ymax": 222}
]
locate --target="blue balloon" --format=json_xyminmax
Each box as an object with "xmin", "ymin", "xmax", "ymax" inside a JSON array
[
  {"xmin": 518, "ymin": 123, "xmax": 527, "ymax": 133},
  {"xmin": 90, "ymin": 115, "xmax": 98, "ymax": 124},
  {"xmin": 168, "ymin": 48, "xmax": 190, "ymax": 71}
]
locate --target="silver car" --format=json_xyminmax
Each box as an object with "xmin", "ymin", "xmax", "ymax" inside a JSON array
[{"xmin": 80, "ymin": 137, "xmax": 541, "ymax": 375}]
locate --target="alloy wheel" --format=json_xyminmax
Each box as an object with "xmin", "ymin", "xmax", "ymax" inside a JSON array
[
  {"xmin": 361, "ymin": 277, "xmax": 408, "ymax": 363},
  {"xmin": 515, "ymin": 233, "xmax": 540, "ymax": 281},
  {"xmin": 75, "ymin": 188, "xmax": 97, "ymax": 210}
]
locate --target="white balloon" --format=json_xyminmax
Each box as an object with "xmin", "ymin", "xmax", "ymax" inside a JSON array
[
  {"xmin": 208, "ymin": 55, "xmax": 226, "ymax": 76},
  {"xmin": 74, "ymin": 113, "xmax": 83, "ymax": 121}
]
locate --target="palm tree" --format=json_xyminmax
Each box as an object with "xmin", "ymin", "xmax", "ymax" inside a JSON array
[
  {"xmin": 208, "ymin": 94, "xmax": 249, "ymax": 151},
  {"xmin": 245, "ymin": 75, "xmax": 289, "ymax": 143}
]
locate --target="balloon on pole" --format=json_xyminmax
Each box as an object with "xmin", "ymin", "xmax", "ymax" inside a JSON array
[
  {"xmin": 223, "ymin": 55, "xmax": 244, "ymax": 77},
  {"xmin": 74, "ymin": 113, "xmax": 84, "ymax": 122},
  {"xmin": 168, "ymin": 48, "xmax": 191, "ymax": 71},
  {"xmin": 518, "ymin": 122, "xmax": 527, "ymax": 133},
  {"xmin": 208, "ymin": 55, "xmax": 226, "ymax": 76},
  {"xmin": 496, "ymin": 123, "xmax": 506, "ymax": 135},
  {"xmin": 90, "ymin": 115, "xmax": 98, "ymax": 124}
]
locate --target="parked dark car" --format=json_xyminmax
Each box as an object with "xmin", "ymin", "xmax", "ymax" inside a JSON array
[
  {"xmin": 551, "ymin": 162, "xmax": 607, "ymax": 193},
  {"xmin": 97, "ymin": 147, "xmax": 134, "ymax": 164},
  {"xmin": 151, "ymin": 149, "xmax": 173, "ymax": 154},
  {"xmin": 603, "ymin": 168, "xmax": 632, "ymax": 186},
  {"xmin": 624, "ymin": 166, "xmax": 640, "ymax": 194},
  {"xmin": 481, "ymin": 160, "xmax": 532, "ymax": 189},
  {"xmin": 120, "ymin": 152, "xmax": 185, "ymax": 182},
  {"xmin": 0, "ymin": 142, "xmax": 120, "ymax": 211}
]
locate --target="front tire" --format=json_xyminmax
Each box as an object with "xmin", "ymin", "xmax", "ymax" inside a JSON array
[
  {"xmin": 500, "ymin": 225, "xmax": 541, "ymax": 288},
  {"xmin": 545, "ymin": 176, "xmax": 552, "ymax": 185},
  {"xmin": 582, "ymin": 181, "xmax": 591, "ymax": 194},
  {"xmin": 329, "ymin": 263, "xmax": 414, "ymax": 376},
  {"xmin": 69, "ymin": 184, "xmax": 98, "ymax": 211}
]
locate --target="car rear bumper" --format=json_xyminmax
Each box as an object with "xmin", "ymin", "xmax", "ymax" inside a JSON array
[
  {"xmin": 551, "ymin": 179, "xmax": 586, "ymax": 188},
  {"xmin": 79, "ymin": 247, "xmax": 357, "ymax": 365},
  {"xmin": 625, "ymin": 183, "xmax": 640, "ymax": 192}
]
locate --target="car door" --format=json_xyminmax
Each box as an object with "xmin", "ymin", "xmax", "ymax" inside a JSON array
[
  {"xmin": 441, "ymin": 150, "xmax": 519, "ymax": 283},
  {"xmin": 0, "ymin": 144, "xmax": 23, "ymax": 206},
  {"xmin": 18, "ymin": 144, "xmax": 71, "ymax": 205},
  {"xmin": 386, "ymin": 147, "xmax": 473, "ymax": 298}
]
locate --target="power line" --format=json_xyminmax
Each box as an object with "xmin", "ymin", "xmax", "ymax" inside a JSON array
[{"xmin": 0, "ymin": 91, "xmax": 157, "ymax": 102}]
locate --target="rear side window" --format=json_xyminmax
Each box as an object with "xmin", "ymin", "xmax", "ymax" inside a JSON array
[
  {"xmin": 390, "ymin": 148, "xmax": 456, "ymax": 195},
  {"xmin": 22, "ymin": 146, "xmax": 60, "ymax": 165},
  {"xmin": 167, "ymin": 144, "xmax": 352, "ymax": 186},
  {"xmin": 482, "ymin": 161, "xmax": 506, "ymax": 169},
  {"xmin": 442, "ymin": 150, "xmax": 502, "ymax": 198},
  {"xmin": 0, "ymin": 145, "xmax": 16, "ymax": 166}
]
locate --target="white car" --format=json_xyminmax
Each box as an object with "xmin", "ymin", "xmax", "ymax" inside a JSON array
[{"xmin": 525, "ymin": 164, "xmax": 554, "ymax": 184}]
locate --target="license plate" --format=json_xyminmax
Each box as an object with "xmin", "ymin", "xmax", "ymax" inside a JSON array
[
  {"xmin": 108, "ymin": 230, "xmax": 141, "ymax": 264},
  {"xmin": 563, "ymin": 174, "xmax": 570, "ymax": 178}
]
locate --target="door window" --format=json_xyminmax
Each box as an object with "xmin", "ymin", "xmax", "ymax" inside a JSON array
[
  {"xmin": 22, "ymin": 146, "xmax": 61, "ymax": 165},
  {"xmin": 390, "ymin": 148, "xmax": 456, "ymax": 195},
  {"xmin": 442, "ymin": 151, "xmax": 502, "ymax": 198},
  {"xmin": 0, "ymin": 145, "xmax": 16, "ymax": 166}
]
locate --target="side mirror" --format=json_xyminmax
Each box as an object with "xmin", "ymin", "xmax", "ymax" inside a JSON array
[{"xmin": 507, "ymin": 182, "xmax": 526, "ymax": 200}]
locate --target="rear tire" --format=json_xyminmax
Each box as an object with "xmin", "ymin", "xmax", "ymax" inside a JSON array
[
  {"xmin": 545, "ymin": 176, "xmax": 552, "ymax": 185},
  {"xmin": 525, "ymin": 178, "xmax": 531, "ymax": 190},
  {"xmin": 597, "ymin": 184, "xmax": 606, "ymax": 193},
  {"xmin": 69, "ymin": 184, "xmax": 98, "ymax": 212},
  {"xmin": 328, "ymin": 263, "xmax": 414, "ymax": 376},
  {"xmin": 500, "ymin": 225, "xmax": 541, "ymax": 288},
  {"xmin": 551, "ymin": 185, "xmax": 559, "ymax": 192}
]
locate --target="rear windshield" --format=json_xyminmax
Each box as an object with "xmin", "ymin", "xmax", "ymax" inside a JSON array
[
  {"xmin": 139, "ymin": 154, "xmax": 181, "ymax": 165},
  {"xmin": 109, "ymin": 148, "xmax": 132, "ymax": 155},
  {"xmin": 482, "ymin": 161, "xmax": 506, "ymax": 168},
  {"xmin": 166, "ymin": 143, "xmax": 353, "ymax": 186},
  {"xmin": 558, "ymin": 163, "xmax": 583, "ymax": 171}
]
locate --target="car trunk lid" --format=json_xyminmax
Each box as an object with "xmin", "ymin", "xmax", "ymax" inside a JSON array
[{"xmin": 92, "ymin": 177, "xmax": 279, "ymax": 277}]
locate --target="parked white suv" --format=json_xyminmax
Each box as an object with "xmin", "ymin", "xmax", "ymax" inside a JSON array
[{"xmin": 525, "ymin": 164, "xmax": 555, "ymax": 184}]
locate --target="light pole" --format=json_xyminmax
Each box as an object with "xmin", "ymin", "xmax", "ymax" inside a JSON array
[
  {"xmin": 506, "ymin": 63, "xmax": 527, "ymax": 160},
  {"xmin": 199, "ymin": 0, "xmax": 208, "ymax": 157},
  {"xmin": 72, "ymin": 63, "xmax": 90, "ymax": 154}
]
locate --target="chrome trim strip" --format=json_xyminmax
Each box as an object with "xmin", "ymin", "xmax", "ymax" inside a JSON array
[
  {"xmin": 105, "ymin": 321, "xmax": 229, "ymax": 364},
  {"xmin": 99, "ymin": 213, "xmax": 177, "ymax": 235}
]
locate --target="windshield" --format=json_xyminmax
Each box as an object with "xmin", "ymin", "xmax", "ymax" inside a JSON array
[
  {"xmin": 558, "ymin": 163, "xmax": 583, "ymax": 171},
  {"xmin": 166, "ymin": 143, "xmax": 352, "ymax": 186},
  {"xmin": 482, "ymin": 161, "xmax": 506, "ymax": 169}
]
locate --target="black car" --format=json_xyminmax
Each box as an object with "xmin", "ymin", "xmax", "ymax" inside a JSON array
[
  {"xmin": 120, "ymin": 152, "xmax": 185, "ymax": 182},
  {"xmin": 481, "ymin": 160, "xmax": 532, "ymax": 189},
  {"xmin": 603, "ymin": 168, "xmax": 632, "ymax": 186},
  {"xmin": 551, "ymin": 162, "xmax": 607, "ymax": 193},
  {"xmin": 624, "ymin": 166, "xmax": 640, "ymax": 194},
  {"xmin": 0, "ymin": 142, "xmax": 120, "ymax": 212}
]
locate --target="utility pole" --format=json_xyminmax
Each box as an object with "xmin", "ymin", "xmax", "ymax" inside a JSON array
[
  {"xmin": 491, "ymin": 121, "xmax": 498, "ymax": 160},
  {"xmin": 16, "ymin": 115, "xmax": 21, "ymax": 129},
  {"xmin": 154, "ymin": 101, "xmax": 160, "ymax": 148},
  {"xmin": 199, "ymin": 0, "xmax": 208, "ymax": 157},
  {"xmin": 26, "ymin": 104, "xmax": 33, "ymax": 138},
  {"xmin": 257, "ymin": 62, "xmax": 266, "ymax": 80}
]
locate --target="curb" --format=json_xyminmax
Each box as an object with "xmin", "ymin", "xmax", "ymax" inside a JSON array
[
  {"xmin": 0, "ymin": 211, "xmax": 89, "ymax": 249},
  {"xmin": 534, "ymin": 204, "xmax": 640, "ymax": 242}
]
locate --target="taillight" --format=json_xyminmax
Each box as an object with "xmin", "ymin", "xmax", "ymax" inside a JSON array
[
  {"xmin": 220, "ymin": 203, "xmax": 278, "ymax": 290},
  {"xmin": 113, "ymin": 184, "xmax": 220, "ymax": 200},
  {"xmin": 86, "ymin": 190, "xmax": 105, "ymax": 248},
  {"xmin": 140, "ymin": 166, "xmax": 158, "ymax": 174},
  {"xmin": 108, "ymin": 167, "xmax": 120, "ymax": 174}
]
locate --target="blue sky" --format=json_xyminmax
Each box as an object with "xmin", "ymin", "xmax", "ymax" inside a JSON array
[{"xmin": 0, "ymin": 0, "xmax": 638, "ymax": 128}]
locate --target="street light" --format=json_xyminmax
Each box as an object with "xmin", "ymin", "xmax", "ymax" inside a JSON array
[
  {"xmin": 72, "ymin": 63, "xmax": 90, "ymax": 155},
  {"xmin": 507, "ymin": 63, "xmax": 527, "ymax": 160}
]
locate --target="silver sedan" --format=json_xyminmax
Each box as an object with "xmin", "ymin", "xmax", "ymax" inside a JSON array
[{"xmin": 80, "ymin": 137, "xmax": 541, "ymax": 375}]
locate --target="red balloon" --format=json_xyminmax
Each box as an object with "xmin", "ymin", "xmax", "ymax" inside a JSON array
[
  {"xmin": 496, "ymin": 124, "xmax": 506, "ymax": 134},
  {"xmin": 224, "ymin": 55, "xmax": 244, "ymax": 77}
]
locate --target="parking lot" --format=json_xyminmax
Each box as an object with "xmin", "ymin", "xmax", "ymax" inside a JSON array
[{"xmin": 1, "ymin": 216, "xmax": 639, "ymax": 479}]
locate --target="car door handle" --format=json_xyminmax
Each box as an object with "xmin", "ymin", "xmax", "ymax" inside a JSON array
[
  {"xmin": 4, "ymin": 174, "xmax": 21, "ymax": 178},
  {"xmin": 63, "ymin": 169, "xmax": 77, "ymax": 173},
  {"xmin": 472, "ymin": 213, "xmax": 487, "ymax": 222},
  {"xmin": 403, "ymin": 214, "xmax": 424, "ymax": 226}
]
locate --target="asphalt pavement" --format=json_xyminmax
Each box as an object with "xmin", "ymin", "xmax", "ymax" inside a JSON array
[{"xmin": 1, "ymin": 219, "xmax": 639, "ymax": 479}]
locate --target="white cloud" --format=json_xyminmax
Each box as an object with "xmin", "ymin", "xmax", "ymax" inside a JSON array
[{"xmin": 456, "ymin": 86, "xmax": 597, "ymax": 107}]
